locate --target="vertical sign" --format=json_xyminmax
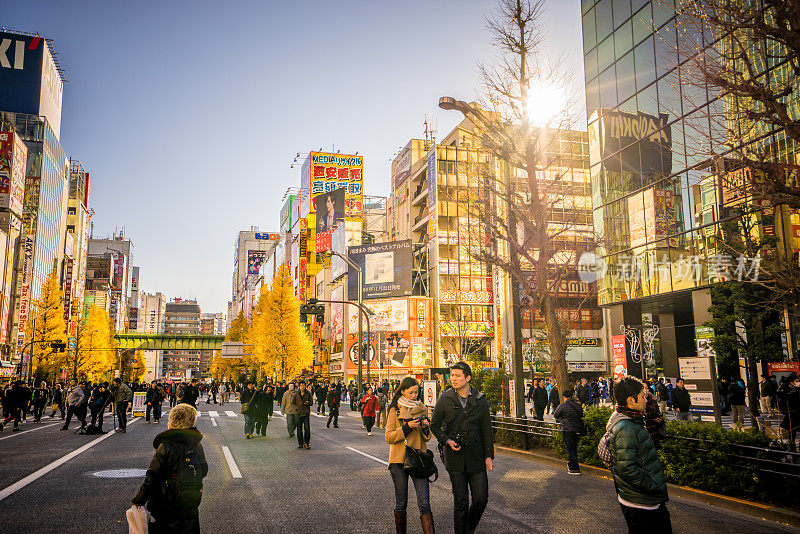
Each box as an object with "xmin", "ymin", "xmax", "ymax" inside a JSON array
[
  {"xmin": 611, "ymin": 334, "xmax": 627, "ymax": 379},
  {"xmin": 508, "ymin": 379, "xmax": 517, "ymax": 418},
  {"xmin": 423, "ymin": 380, "xmax": 437, "ymax": 408}
]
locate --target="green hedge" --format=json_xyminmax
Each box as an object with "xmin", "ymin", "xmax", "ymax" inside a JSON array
[{"xmin": 493, "ymin": 405, "xmax": 800, "ymax": 508}]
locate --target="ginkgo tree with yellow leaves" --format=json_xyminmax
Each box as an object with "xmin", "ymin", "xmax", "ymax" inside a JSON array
[
  {"xmin": 248, "ymin": 263, "xmax": 313, "ymax": 381},
  {"xmin": 25, "ymin": 269, "xmax": 68, "ymax": 384},
  {"xmin": 211, "ymin": 309, "xmax": 249, "ymax": 383},
  {"xmin": 70, "ymin": 305, "xmax": 117, "ymax": 382}
]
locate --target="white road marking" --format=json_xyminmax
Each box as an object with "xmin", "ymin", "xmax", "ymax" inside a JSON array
[
  {"xmin": 0, "ymin": 422, "xmax": 60, "ymax": 441},
  {"xmin": 225, "ymin": 411, "xmax": 237, "ymax": 418},
  {"xmin": 346, "ymin": 446, "xmax": 389, "ymax": 466},
  {"xmin": 210, "ymin": 418, "xmax": 218, "ymax": 427},
  {"xmin": 0, "ymin": 417, "xmax": 140, "ymax": 502},
  {"xmin": 209, "ymin": 411, "xmax": 219, "ymax": 417},
  {"xmin": 221, "ymin": 446, "xmax": 242, "ymax": 478}
]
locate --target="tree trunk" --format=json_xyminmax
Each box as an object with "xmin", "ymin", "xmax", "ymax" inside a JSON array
[{"xmin": 542, "ymin": 297, "xmax": 569, "ymax": 401}]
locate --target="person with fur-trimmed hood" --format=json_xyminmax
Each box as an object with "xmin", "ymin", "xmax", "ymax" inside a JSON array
[{"xmin": 131, "ymin": 403, "xmax": 208, "ymax": 534}]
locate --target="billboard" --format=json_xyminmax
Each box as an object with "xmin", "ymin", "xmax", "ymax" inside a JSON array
[
  {"xmin": 612, "ymin": 335, "xmax": 627, "ymax": 378},
  {"xmin": 0, "ymin": 131, "xmax": 26, "ymax": 217},
  {"xmin": 347, "ymin": 240, "xmax": 413, "ymax": 299},
  {"xmin": 247, "ymin": 250, "xmax": 267, "ymax": 275},
  {"xmin": 589, "ymin": 109, "xmax": 671, "ymax": 175},
  {"xmin": 392, "ymin": 148, "xmax": 412, "ymax": 190},
  {"xmin": 0, "ymin": 32, "xmax": 64, "ymax": 138},
  {"xmin": 315, "ymin": 187, "xmax": 345, "ymax": 252},
  {"xmin": 348, "ymin": 298, "xmax": 409, "ymax": 332},
  {"xmin": 280, "ymin": 194, "xmax": 295, "ymax": 233},
  {"xmin": 301, "ymin": 152, "xmax": 363, "ymax": 220}
]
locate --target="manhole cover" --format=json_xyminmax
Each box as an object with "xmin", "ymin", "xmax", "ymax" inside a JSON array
[{"xmin": 91, "ymin": 468, "xmax": 147, "ymax": 478}]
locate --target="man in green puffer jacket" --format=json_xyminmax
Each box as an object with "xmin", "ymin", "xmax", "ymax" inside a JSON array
[{"xmin": 608, "ymin": 377, "xmax": 671, "ymax": 533}]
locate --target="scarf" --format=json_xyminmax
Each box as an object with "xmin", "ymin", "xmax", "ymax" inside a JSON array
[
  {"xmin": 616, "ymin": 405, "xmax": 645, "ymax": 424},
  {"xmin": 398, "ymin": 397, "xmax": 423, "ymax": 410}
]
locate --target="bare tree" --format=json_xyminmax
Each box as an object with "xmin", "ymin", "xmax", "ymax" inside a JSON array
[{"xmin": 440, "ymin": 0, "xmax": 593, "ymax": 398}]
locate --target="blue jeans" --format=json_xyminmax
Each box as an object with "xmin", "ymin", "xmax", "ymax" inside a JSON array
[
  {"xmin": 244, "ymin": 414, "xmax": 254, "ymax": 436},
  {"xmin": 448, "ymin": 469, "xmax": 488, "ymax": 534},
  {"xmin": 389, "ymin": 463, "xmax": 431, "ymax": 515},
  {"xmin": 286, "ymin": 413, "xmax": 295, "ymax": 436},
  {"xmin": 562, "ymin": 431, "xmax": 580, "ymax": 472}
]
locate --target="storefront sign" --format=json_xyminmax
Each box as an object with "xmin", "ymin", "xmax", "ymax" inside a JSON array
[
  {"xmin": 567, "ymin": 361, "xmax": 606, "ymax": 372},
  {"xmin": 423, "ymin": 380, "xmax": 437, "ymax": 408},
  {"xmin": 678, "ymin": 357, "xmax": 712, "ymax": 380}
]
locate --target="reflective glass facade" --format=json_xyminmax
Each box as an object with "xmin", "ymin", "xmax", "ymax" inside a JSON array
[{"xmin": 0, "ymin": 112, "xmax": 66, "ymax": 299}]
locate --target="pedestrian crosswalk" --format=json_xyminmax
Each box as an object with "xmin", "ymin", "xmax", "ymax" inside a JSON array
[{"xmin": 196, "ymin": 410, "xmax": 238, "ymax": 418}]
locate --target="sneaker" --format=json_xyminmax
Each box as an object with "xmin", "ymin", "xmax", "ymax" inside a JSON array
[
  {"xmin": 154, "ymin": 420, "xmax": 159, "ymax": 423},
  {"xmin": 145, "ymin": 421, "xmax": 150, "ymax": 424},
  {"xmin": 567, "ymin": 470, "xmax": 581, "ymax": 475},
  {"xmin": 367, "ymin": 432, "xmax": 372, "ymax": 436},
  {"xmin": 246, "ymin": 434, "xmax": 252, "ymax": 439},
  {"xmin": 333, "ymin": 425, "xmax": 339, "ymax": 428},
  {"xmin": 297, "ymin": 444, "xmax": 304, "ymax": 448},
  {"xmin": 304, "ymin": 444, "xmax": 310, "ymax": 449}
]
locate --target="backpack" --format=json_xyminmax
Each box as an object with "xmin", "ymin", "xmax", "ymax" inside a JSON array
[
  {"xmin": 164, "ymin": 446, "xmax": 204, "ymax": 508},
  {"xmin": 597, "ymin": 429, "xmax": 615, "ymax": 469}
]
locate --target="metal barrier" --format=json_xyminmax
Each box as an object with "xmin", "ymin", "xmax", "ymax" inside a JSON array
[{"xmin": 491, "ymin": 414, "xmax": 800, "ymax": 480}]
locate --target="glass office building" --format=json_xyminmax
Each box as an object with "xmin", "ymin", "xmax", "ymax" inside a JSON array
[
  {"xmin": 0, "ymin": 112, "xmax": 67, "ymax": 299},
  {"xmin": 581, "ymin": 0, "xmax": 800, "ymax": 376}
]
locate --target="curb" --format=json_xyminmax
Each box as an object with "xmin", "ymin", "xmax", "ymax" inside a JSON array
[{"xmin": 495, "ymin": 445, "xmax": 800, "ymax": 528}]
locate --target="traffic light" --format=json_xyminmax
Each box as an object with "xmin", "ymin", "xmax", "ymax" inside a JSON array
[
  {"xmin": 299, "ymin": 298, "xmax": 325, "ymax": 325},
  {"xmin": 50, "ymin": 342, "xmax": 67, "ymax": 352}
]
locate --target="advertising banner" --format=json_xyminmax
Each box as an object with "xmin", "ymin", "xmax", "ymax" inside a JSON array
[
  {"xmin": 0, "ymin": 131, "xmax": 26, "ymax": 217},
  {"xmin": 330, "ymin": 286, "xmax": 343, "ymax": 344},
  {"xmin": 315, "ymin": 187, "xmax": 345, "ymax": 252},
  {"xmin": 132, "ymin": 391, "xmax": 147, "ymax": 417},
  {"xmin": 589, "ymin": 109, "xmax": 672, "ymax": 175},
  {"xmin": 348, "ymin": 298, "xmax": 409, "ymax": 332},
  {"xmin": 16, "ymin": 235, "xmax": 34, "ymax": 353},
  {"xmin": 611, "ymin": 334, "xmax": 627, "ymax": 378},
  {"xmin": 331, "ymin": 224, "xmax": 347, "ymax": 279},
  {"xmin": 303, "ymin": 152, "xmax": 363, "ymax": 220},
  {"xmin": 392, "ymin": 149, "xmax": 412, "ymax": 190},
  {"xmin": 509, "ymin": 379, "xmax": 517, "ymax": 418},
  {"xmin": 347, "ymin": 240, "xmax": 413, "ymax": 299},
  {"xmin": 112, "ymin": 253, "xmax": 126, "ymax": 291},
  {"xmin": 247, "ymin": 250, "xmax": 267, "ymax": 275}
]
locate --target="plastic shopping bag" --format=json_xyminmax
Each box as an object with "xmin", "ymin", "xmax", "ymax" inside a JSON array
[{"xmin": 126, "ymin": 505, "xmax": 150, "ymax": 534}]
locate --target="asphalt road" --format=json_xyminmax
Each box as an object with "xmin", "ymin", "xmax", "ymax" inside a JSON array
[{"xmin": 0, "ymin": 400, "xmax": 795, "ymax": 533}]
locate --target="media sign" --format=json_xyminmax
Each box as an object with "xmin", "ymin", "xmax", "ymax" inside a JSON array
[
  {"xmin": 300, "ymin": 152, "xmax": 363, "ymax": 220},
  {"xmin": 0, "ymin": 32, "xmax": 64, "ymax": 138},
  {"xmin": 347, "ymin": 239, "xmax": 413, "ymax": 299}
]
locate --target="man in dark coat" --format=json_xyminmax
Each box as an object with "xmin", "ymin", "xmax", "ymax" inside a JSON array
[
  {"xmin": 430, "ymin": 362, "xmax": 494, "ymax": 534},
  {"xmin": 326, "ymin": 384, "xmax": 340, "ymax": 428},
  {"xmin": 31, "ymin": 382, "xmax": 49, "ymax": 422},
  {"xmin": 240, "ymin": 381, "xmax": 257, "ymax": 439},
  {"xmin": 253, "ymin": 384, "xmax": 274, "ymax": 436},
  {"xmin": 532, "ymin": 379, "xmax": 549, "ymax": 421},
  {"xmin": 315, "ymin": 383, "xmax": 327, "ymax": 414},
  {"xmin": 672, "ymin": 378, "xmax": 692, "ymax": 421},
  {"xmin": 576, "ymin": 378, "xmax": 592, "ymax": 405},
  {"xmin": 89, "ymin": 383, "xmax": 111, "ymax": 431},
  {"xmin": 181, "ymin": 379, "xmax": 200, "ymax": 408},
  {"xmin": 131, "ymin": 404, "xmax": 208, "ymax": 534},
  {"xmin": 553, "ymin": 388, "xmax": 584, "ymax": 474},
  {"xmin": 291, "ymin": 381, "xmax": 314, "ymax": 449},
  {"xmin": 548, "ymin": 380, "xmax": 560, "ymax": 413},
  {"xmin": 0, "ymin": 380, "xmax": 27, "ymax": 431},
  {"xmin": 145, "ymin": 381, "xmax": 164, "ymax": 424}
]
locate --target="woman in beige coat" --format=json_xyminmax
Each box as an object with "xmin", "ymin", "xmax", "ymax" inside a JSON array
[{"xmin": 385, "ymin": 377, "xmax": 434, "ymax": 534}]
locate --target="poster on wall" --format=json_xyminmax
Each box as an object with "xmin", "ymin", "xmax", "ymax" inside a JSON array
[
  {"xmin": 315, "ymin": 187, "xmax": 345, "ymax": 252},
  {"xmin": 348, "ymin": 298, "xmax": 409, "ymax": 332},
  {"xmin": 302, "ymin": 152, "xmax": 363, "ymax": 220}
]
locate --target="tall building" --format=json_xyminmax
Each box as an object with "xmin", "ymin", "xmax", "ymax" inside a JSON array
[
  {"xmin": 0, "ymin": 30, "xmax": 68, "ymax": 371},
  {"xmin": 230, "ymin": 227, "xmax": 280, "ymax": 322},
  {"xmin": 580, "ymin": 0, "xmax": 799, "ymax": 382},
  {"xmin": 137, "ymin": 292, "xmax": 166, "ymax": 381},
  {"xmin": 199, "ymin": 312, "xmax": 225, "ymax": 376},
  {"xmin": 88, "ymin": 235, "xmax": 134, "ymax": 332},
  {"xmin": 163, "ymin": 298, "xmax": 201, "ymax": 380},
  {"xmin": 64, "ymin": 160, "xmax": 91, "ymax": 346}
]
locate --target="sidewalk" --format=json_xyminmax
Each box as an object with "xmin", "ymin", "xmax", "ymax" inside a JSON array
[{"xmin": 495, "ymin": 444, "xmax": 800, "ymax": 529}]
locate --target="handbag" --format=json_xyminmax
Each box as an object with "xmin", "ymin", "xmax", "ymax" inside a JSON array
[{"xmin": 404, "ymin": 443, "xmax": 438, "ymax": 482}]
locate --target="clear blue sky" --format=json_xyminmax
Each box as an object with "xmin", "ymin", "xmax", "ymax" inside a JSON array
[{"xmin": 5, "ymin": 0, "xmax": 585, "ymax": 315}]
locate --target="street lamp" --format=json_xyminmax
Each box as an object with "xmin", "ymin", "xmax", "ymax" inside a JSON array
[
  {"xmin": 329, "ymin": 249, "xmax": 367, "ymax": 396},
  {"xmin": 438, "ymin": 95, "xmax": 527, "ymax": 420}
]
